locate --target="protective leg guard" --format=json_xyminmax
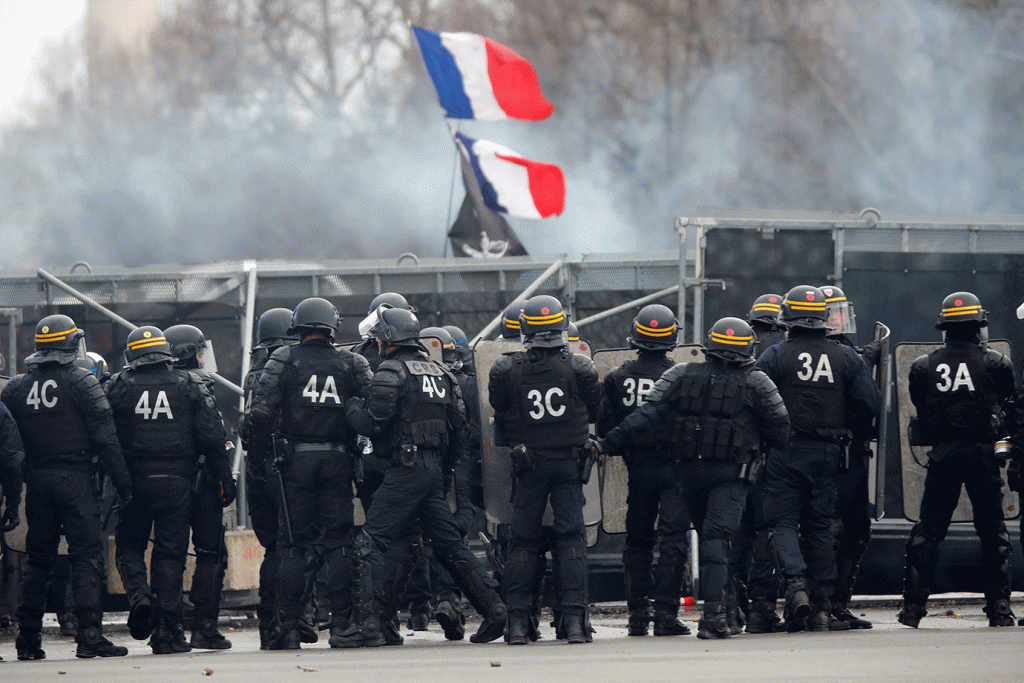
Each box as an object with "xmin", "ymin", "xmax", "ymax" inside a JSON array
[
  {"xmin": 127, "ymin": 592, "xmax": 155, "ymax": 640},
  {"xmin": 696, "ymin": 603, "xmax": 730, "ymax": 640},
  {"xmin": 783, "ymin": 577, "xmax": 810, "ymax": 633},
  {"xmin": 628, "ymin": 607, "xmax": 650, "ymax": 636},
  {"xmin": 745, "ymin": 600, "xmax": 783, "ymax": 634},
  {"xmin": 407, "ymin": 600, "xmax": 430, "ymax": 631},
  {"xmin": 559, "ymin": 608, "xmax": 591, "ymax": 644}
]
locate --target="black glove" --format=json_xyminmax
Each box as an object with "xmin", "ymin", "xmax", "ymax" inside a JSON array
[
  {"xmin": 1, "ymin": 501, "xmax": 20, "ymax": 533},
  {"xmin": 1008, "ymin": 459, "xmax": 1023, "ymax": 493},
  {"xmin": 221, "ymin": 476, "xmax": 237, "ymax": 507},
  {"xmin": 114, "ymin": 489, "xmax": 133, "ymax": 512},
  {"xmin": 860, "ymin": 340, "xmax": 883, "ymax": 369},
  {"xmin": 245, "ymin": 454, "xmax": 266, "ymax": 482}
]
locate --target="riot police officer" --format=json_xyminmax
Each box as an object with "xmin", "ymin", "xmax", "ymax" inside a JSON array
[
  {"xmin": 2, "ymin": 314, "xmax": 132, "ymax": 659},
  {"xmin": 239, "ymin": 307, "xmax": 296, "ymax": 648},
  {"xmin": 0, "ymin": 400, "xmax": 22, "ymax": 662},
  {"xmin": 443, "ymin": 324, "xmax": 474, "ymax": 368},
  {"xmin": 897, "ymin": 292, "xmax": 1017, "ymax": 628},
  {"xmin": 355, "ymin": 293, "xmax": 415, "ymax": 373},
  {"xmin": 164, "ymin": 323, "xmax": 236, "ymax": 649},
  {"xmin": 247, "ymin": 297, "xmax": 372, "ymax": 649},
  {"xmin": 108, "ymin": 326, "xmax": 228, "ymax": 654},
  {"xmin": 820, "ymin": 285, "xmax": 881, "ymax": 629},
  {"xmin": 601, "ymin": 317, "xmax": 790, "ymax": 639},
  {"xmin": 757, "ymin": 285, "xmax": 880, "ymax": 632},
  {"xmin": 596, "ymin": 304, "xmax": 690, "ymax": 637},
  {"xmin": 342, "ymin": 307, "xmax": 507, "ymax": 647},
  {"xmin": 489, "ymin": 295, "xmax": 604, "ymax": 645}
]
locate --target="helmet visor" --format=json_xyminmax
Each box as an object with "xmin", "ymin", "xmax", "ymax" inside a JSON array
[
  {"xmin": 358, "ymin": 304, "xmax": 393, "ymax": 339},
  {"xmin": 826, "ymin": 301, "xmax": 856, "ymax": 335},
  {"xmin": 196, "ymin": 340, "xmax": 218, "ymax": 373}
]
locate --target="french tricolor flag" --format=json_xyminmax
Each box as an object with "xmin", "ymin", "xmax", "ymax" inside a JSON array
[
  {"xmin": 454, "ymin": 132, "xmax": 565, "ymax": 219},
  {"xmin": 413, "ymin": 26, "xmax": 554, "ymax": 121}
]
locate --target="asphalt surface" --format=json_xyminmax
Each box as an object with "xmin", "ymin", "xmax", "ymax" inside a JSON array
[{"xmin": 1, "ymin": 597, "xmax": 1021, "ymax": 682}]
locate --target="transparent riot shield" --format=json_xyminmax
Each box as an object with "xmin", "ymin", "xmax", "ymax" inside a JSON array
[
  {"xmin": 869, "ymin": 323, "xmax": 891, "ymax": 520},
  {"xmin": 474, "ymin": 339, "xmax": 601, "ymax": 542},
  {"xmin": 895, "ymin": 340, "xmax": 1017, "ymax": 522},
  {"xmin": 592, "ymin": 345, "xmax": 705, "ymax": 534}
]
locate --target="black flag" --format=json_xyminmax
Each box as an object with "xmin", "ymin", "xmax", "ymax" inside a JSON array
[{"xmin": 448, "ymin": 140, "xmax": 528, "ymax": 258}]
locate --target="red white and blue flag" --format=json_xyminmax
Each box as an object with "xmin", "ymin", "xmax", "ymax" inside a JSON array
[
  {"xmin": 454, "ymin": 132, "xmax": 565, "ymax": 219},
  {"xmin": 413, "ymin": 26, "xmax": 554, "ymax": 121}
]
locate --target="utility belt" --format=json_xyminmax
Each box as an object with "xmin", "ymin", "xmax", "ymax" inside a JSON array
[
  {"xmin": 292, "ymin": 441, "xmax": 348, "ymax": 455},
  {"xmin": 394, "ymin": 444, "xmax": 443, "ymax": 468},
  {"xmin": 31, "ymin": 449, "xmax": 92, "ymax": 472},
  {"xmin": 128, "ymin": 457, "xmax": 195, "ymax": 478},
  {"xmin": 792, "ymin": 427, "xmax": 851, "ymax": 447}
]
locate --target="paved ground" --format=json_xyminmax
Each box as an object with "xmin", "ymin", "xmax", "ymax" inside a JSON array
[{"xmin": 1, "ymin": 597, "xmax": 1021, "ymax": 682}]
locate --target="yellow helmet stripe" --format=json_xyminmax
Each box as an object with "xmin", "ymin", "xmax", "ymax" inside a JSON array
[
  {"xmin": 941, "ymin": 305, "xmax": 982, "ymax": 316},
  {"xmin": 35, "ymin": 326, "xmax": 78, "ymax": 341},
  {"xmin": 710, "ymin": 332, "xmax": 753, "ymax": 345},
  {"xmin": 127, "ymin": 337, "xmax": 168, "ymax": 350},
  {"xmin": 752, "ymin": 303, "xmax": 781, "ymax": 312},
  {"xmin": 823, "ymin": 296, "xmax": 847, "ymax": 303},
  {"xmin": 636, "ymin": 322, "xmax": 675, "ymax": 337},
  {"xmin": 786, "ymin": 300, "xmax": 826, "ymax": 311},
  {"xmin": 521, "ymin": 311, "xmax": 565, "ymax": 324},
  {"xmin": 503, "ymin": 318, "xmax": 521, "ymax": 328}
]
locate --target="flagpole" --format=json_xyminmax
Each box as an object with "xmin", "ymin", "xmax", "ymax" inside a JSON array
[{"xmin": 442, "ymin": 120, "xmax": 461, "ymax": 258}]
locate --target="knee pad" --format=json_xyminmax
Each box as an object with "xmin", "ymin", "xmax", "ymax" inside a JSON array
[{"xmin": 658, "ymin": 533, "xmax": 688, "ymax": 567}]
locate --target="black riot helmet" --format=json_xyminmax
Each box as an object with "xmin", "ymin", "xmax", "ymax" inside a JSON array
[
  {"xmin": 629, "ymin": 304, "xmax": 677, "ymax": 351},
  {"xmin": 125, "ymin": 326, "xmax": 172, "ymax": 364},
  {"xmin": 500, "ymin": 300, "xmax": 529, "ymax": 339},
  {"xmin": 443, "ymin": 325, "xmax": 468, "ymax": 347},
  {"xmin": 369, "ymin": 292, "xmax": 413, "ymax": 314},
  {"xmin": 373, "ymin": 307, "xmax": 421, "ymax": 344},
  {"xmin": 705, "ymin": 317, "xmax": 756, "ymax": 362},
  {"xmin": 748, "ymin": 294, "xmax": 783, "ymax": 325},
  {"xmin": 567, "ymin": 322, "xmax": 580, "ymax": 342},
  {"xmin": 165, "ymin": 324, "xmax": 206, "ymax": 362},
  {"xmin": 289, "ymin": 297, "xmax": 341, "ymax": 340},
  {"xmin": 781, "ymin": 285, "xmax": 829, "ymax": 330},
  {"xmin": 820, "ymin": 285, "xmax": 856, "ymax": 336},
  {"xmin": 255, "ymin": 308, "xmax": 297, "ymax": 349},
  {"xmin": 34, "ymin": 314, "xmax": 83, "ymax": 352},
  {"xmin": 519, "ymin": 295, "xmax": 568, "ymax": 348},
  {"xmin": 421, "ymin": 326, "xmax": 457, "ymax": 363},
  {"xmin": 936, "ymin": 291, "xmax": 988, "ymax": 330}
]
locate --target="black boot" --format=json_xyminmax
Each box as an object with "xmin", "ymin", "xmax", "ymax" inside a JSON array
[
  {"xmin": 652, "ymin": 609, "xmax": 691, "ymax": 636},
  {"xmin": 170, "ymin": 624, "xmax": 192, "ymax": 653},
  {"xmin": 808, "ymin": 588, "xmax": 848, "ymax": 632},
  {"xmin": 505, "ymin": 610, "xmax": 531, "ymax": 646},
  {"xmin": 127, "ymin": 593, "xmax": 155, "ymax": 640},
  {"xmin": 149, "ymin": 620, "xmax": 176, "ymax": 655},
  {"xmin": 260, "ymin": 622, "xmax": 283, "ymax": 650},
  {"xmin": 329, "ymin": 608, "xmax": 385, "ymax": 649},
  {"xmin": 76, "ymin": 626, "xmax": 128, "ymax": 658},
  {"xmin": 745, "ymin": 599, "xmax": 783, "ymax": 634},
  {"xmin": 190, "ymin": 618, "xmax": 233, "ymax": 650},
  {"xmin": 783, "ymin": 577, "xmax": 811, "ymax": 633},
  {"xmin": 896, "ymin": 600, "xmax": 927, "ymax": 628},
  {"xmin": 16, "ymin": 631, "xmax": 46, "ymax": 660},
  {"xmin": 278, "ymin": 627, "xmax": 302, "ymax": 650},
  {"xmin": 559, "ymin": 610, "xmax": 590, "ymax": 644},
  {"xmin": 984, "ymin": 599, "xmax": 1015, "ymax": 627},
  {"xmin": 434, "ymin": 600, "xmax": 466, "ymax": 641},
  {"xmin": 407, "ymin": 600, "xmax": 430, "ymax": 631},
  {"xmin": 628, "ymin": 606, "xmax": 650, "ymax": 636},
  {"xmin": 382, "ymin": 616, "xmax": 404, "ymax": 646},
  {"xmin": 297, "ymin": 617, "xmax": 319, "ymax": 644},
  {"xmin": 831, "ymin": 602, "xmax": 872, "ymax": 629},
  {"xmin": 696, "ymin": 604, "xmax": 730, "ymax": 640}
]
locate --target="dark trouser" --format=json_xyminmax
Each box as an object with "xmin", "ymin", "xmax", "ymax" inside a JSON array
[
  {"xmin": 734, "ymin": 472, "xmax": 778, "ymax": 603},
  {"xmin": 506, "ymin": 454, "xmax": 587, "ymax": 614},
  {"xmin": 190, "ymin": 480, "xmax": 226, "ymax": 624},
  {"xmin": 17, "ymin": 470, "xmax": 105, "ymax": 634},
  {"xmin": 277, "ymin": 449, "xmax": 355, "ymax": 628},
  {"xmin": 903, "ymin": 444, "xmax": 1011, "ymax": 606},
  {"xmin": 403, "ymin": 539, "xmax": 432, "ymax": 608},
  {"xmin": 115, "ymin": 474, "xmax": 193, "ymax": 627},
  {"xmin": 764, "ymin": 439, "xmax": 840, "ymax": 597},
  {"xmin": 362, "ymin": 450, "xmax": 495, "ymax": 616},
  {"xmin": 246, "ymin": 468, "xmax": 279, "ymax": 626},
  {"xmin": 677, "ymin": 462, "xmax": 748, "ymax": 615},
  {"xmin": 833, "ymin": 450, "xmax": 872, "ymax": 605},
  {"xmin": 621, "ymin": 459, "xmax": 689, "ymax": 613}
]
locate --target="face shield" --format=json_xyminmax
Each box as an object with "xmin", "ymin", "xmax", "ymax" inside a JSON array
[
  {"xmin": 826, "ymin": 301, "xmax": 856, "ymax": 336},
  {"xmin": 75, "ymin": 333, "xmax": 88, "ymax": 361},
  {"xmin": 195, "ymin": 339, "xmax": 218, "ymax": 374},
  {"xmin": 358, "ymin": 304, "xmax": 393, "ymax": 339}
]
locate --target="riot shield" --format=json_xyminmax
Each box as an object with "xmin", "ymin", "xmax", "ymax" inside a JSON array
[
  {"xmin": 895, "ymin": 340, "xmax": 1017, "ymax": 522},
  {"xmin": 592, "ymin": 345, "xmax": 705, "ymax": 534},
  {"xmin": 870, "ymin": 323, "xmax": 891, "ymax": 520},
  {"xmin": 474, "ymin": 339, "xmax": 601, "ymax": 538}
]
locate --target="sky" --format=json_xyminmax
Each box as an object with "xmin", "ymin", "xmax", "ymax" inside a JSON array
[{"xmin": 0, "ymin": 0, "xmax": 86, "ymax": 123}]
